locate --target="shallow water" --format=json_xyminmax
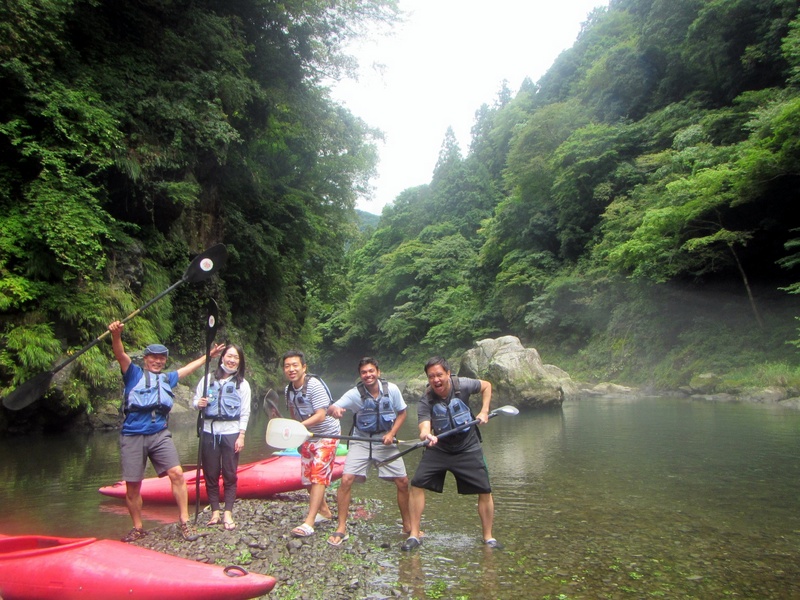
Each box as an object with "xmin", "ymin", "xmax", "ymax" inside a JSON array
[{"xmin": 1, "ymin": 394, "xmax": 799, "ymax": 599}]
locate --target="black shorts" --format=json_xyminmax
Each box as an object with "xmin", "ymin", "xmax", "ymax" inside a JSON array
[{"xmin": 410, "ymin": 447, "xmax": 491, "ymax": 495}]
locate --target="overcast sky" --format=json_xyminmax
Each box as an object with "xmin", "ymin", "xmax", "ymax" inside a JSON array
[{"xmin": 330, "ymin": 0, "xmax": 609, "ymax": 214}]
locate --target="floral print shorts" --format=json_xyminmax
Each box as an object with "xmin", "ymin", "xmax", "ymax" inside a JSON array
[{"xmin": 300, "ymin": 438, "xmax": 338, "ymax": 485}]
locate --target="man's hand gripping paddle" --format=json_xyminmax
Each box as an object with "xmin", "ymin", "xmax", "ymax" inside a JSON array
[
  {"xmin": 195, "ymin": 298, "xmax": 219, "ymax": 523},
  {"xmin": 265, "ymin": 418, "xmax": 417, "ymax": 449},
  {"xmin": 375, "ymin": 404, "xmax": 520, "ymax": 467},
  {"xmin": 2, "ymin": 244, "xmax": 228, "ymax": 411}
]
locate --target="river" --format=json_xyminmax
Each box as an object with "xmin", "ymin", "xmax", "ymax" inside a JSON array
[{"xmin": 1, "ymin": 391, "xmax": 799, "ymax": 599}]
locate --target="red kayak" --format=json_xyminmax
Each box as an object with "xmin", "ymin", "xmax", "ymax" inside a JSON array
[
  {"xmin": 0, "ymin": 534, "xmax": 275, "ymax": 599},
  {"xmin": 99, "ymin": 454, "xmax": 346, "ymax": 503}
]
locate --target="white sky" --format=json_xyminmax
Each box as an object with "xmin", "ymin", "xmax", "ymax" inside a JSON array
[{"xmin": 330, "ymin": 0, "xmax": 609, "ymax": 214}]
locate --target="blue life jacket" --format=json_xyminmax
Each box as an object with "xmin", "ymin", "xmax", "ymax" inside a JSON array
[
  {"xmin": 285, "ymin": 374, "xmax": 333, "ymax": 421},
  {"xmin": 354, "ymin": 378, "xmax": 397, "ymax": 434},
  {"xmin": 203, "ymin": 378, "xmax": 242, "ymax": 421},
  {"xmin": 126, "ymin": 371, "xmax": 174, "ymax": 415},
  {"xmin": 429, "ymin": 377, "xmax": 473, "ymax": 435}
]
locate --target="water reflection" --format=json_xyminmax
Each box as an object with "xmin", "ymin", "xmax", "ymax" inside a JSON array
[{"xmin": 1, "ymin": 395, "xmax": 800, "ymax": 598}]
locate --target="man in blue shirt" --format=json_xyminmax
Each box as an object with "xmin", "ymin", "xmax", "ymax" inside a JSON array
[{"xmin": 109, "ymin": 320, "xmax": 224, "ymax": 543}]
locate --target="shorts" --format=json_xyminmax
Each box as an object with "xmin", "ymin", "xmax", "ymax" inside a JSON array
[
  {"xmin": 300, "ymin": 438, "xmax": 339, "ymax": 486},
  {"xmin": 410, "ymin": 447, "xmax": 492, "ymax": 495},
  {"xmin": 343, "ymin": 440, "xmax": 408, "ymax": 482},
  {"xmin": 120, "ymin": 429, "xmax": 180, "ymax": 482}
]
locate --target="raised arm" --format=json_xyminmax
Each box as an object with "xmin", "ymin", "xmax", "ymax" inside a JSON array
[
  {"xmin": 476, "ymin": 379, "xmax": 492, "ymax": 423},
  {"xmin": 108, "ymin": 321, "xmax": 132, "ymax": 374},
  {"xmin": 176, "ymin": 343, "xmax": 225, "ymax": 379}
]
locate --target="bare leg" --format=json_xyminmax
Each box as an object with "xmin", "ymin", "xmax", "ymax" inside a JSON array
[
  {"xmin": 407, "ymin": 485, "xmax": 425, "ymax": 540},
  {"xmin": 166, "ymin": 465, "xmax": 190, "ymax": 523},
  {"xmin": 478, "ymin": 492, "xmax": 494, "ymax": 541},
  {"xmin": 303, "ymin": 483, "xmax": 327, "ymax": 528},
  {"xmin": 329, "ymin": 474, "xmax": 354, "ymax": 542},
  {"xmin": 125, "ymin": 481, "xmax": 144, "ymax": 529},
  {"xmin": 394, "ymin": 476, "xmax": 411, "ymax": 532}
]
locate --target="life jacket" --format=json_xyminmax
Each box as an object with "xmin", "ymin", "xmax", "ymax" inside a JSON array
[
  {"xmin": 126, "ymin": 371, "xmax": 174, "ymax": 415},
  {"xmin": 354, "ymin": 378, "xmax": 397, "ymax": 434},
  {"xmin": 428, "ymin": 377, "xmax": 474, "ymax": 436},
  {"xmin": 285, "ymin": 374, "xmax": 333, "ymax": 421},
  {"xmin": 203, "ymin": 378, "xmax": 242, "ymax": 421}
]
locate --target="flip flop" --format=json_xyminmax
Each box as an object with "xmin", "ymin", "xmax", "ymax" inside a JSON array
[
  {"xmin": 224, "ymin": 519, "xmax": 237, "ymax": 531},
  {"xmin": 327, "ymin": 531, "xmax": 349, "ymax": 547},
  {"xmin": 207, "ymin": 517, "xmax": 221, "ymax": 526},
  {"xmin": 291, "ymin": 523, "xmax": 315, "ymax": 537},
  {"xmin": 314, "ymin": 514, "xmax": 332, "ymax": 525}
]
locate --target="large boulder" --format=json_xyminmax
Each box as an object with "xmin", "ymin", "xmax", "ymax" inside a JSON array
[{"xmin": 458, "ymin": 336, "xmax": 576, "ymax": 409}]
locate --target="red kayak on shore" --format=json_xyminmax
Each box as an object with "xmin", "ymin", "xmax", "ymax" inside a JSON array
[
  {"xmin": 99, "ymin": 454, "xmax": 346, "ymax": 503},
  {"xmin": 0, "ymin": 534, "xmax": 275, "ymax": 599}
]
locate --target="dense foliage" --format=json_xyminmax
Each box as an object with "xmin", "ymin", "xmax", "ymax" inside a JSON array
[
  {"xmin": 328, "ymin": 0, "xmax": 800, "ymax": 388},
  {"xmin": 0, "ymin": 0, "xmax": 397, "ymax": 415},
  {"xmin": 4, "ymin": 0, "xmax": 800, "ymax": 426}
]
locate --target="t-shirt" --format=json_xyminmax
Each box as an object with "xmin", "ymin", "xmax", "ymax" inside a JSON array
[
  {"xmin": 333, "ymin": 381, "xmax": 407, "ymax": 437},
  {"xmin": 417, "ymin": 376, "xmax": 483, "ymax": 454},
  {"xmin": 121, "ymin": 364, "xmax": 179, "ymax": 436}
]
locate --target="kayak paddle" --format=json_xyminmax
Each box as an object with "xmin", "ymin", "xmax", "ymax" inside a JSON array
[
  {"xmin": 265, "ymin": 417, "xmax": 417, "ymax": 449},
  {"xmin": 2, "ymin": 244, "xmax": 228, "ymax": 411},
  {"xmin": 375, "ymin": 404, "xmax": 520, "ymax": 467},
  {"xmin": 195, "ymin": 298, "xmax": 219, "ymax": 523}
]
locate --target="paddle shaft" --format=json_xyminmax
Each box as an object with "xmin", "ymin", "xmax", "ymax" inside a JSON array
[
  {"xmin": 195, "ymin": 300, "xmax": 219, "ymax": 522},
  {"xmin": 377, "ymin": 410, "xmax": 502, "ymax": 467},
  {"xmin": 307, "ymin": 432, "xmax": 407, "ymax": 444},
  {"xmin": 2, "ymin": 244, "xmax": 227, "ymax": 411}
]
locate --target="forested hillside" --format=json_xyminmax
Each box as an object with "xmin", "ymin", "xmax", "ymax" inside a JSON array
[
  {"xmin": 326, "ymin": 0, "xmax": 800, "ymax": 389},
  {"xmin": 0, "ymin": 0, "xmax": 397, "ymax": 420},
  {"xmin": 3, "ymin": 0, "xmax": 800, "ymax": 427}
]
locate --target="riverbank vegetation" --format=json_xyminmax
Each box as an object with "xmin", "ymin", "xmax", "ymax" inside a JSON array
[{"xmin": 2, "ymin": 0, "xmax": 800, "ymax": 430}]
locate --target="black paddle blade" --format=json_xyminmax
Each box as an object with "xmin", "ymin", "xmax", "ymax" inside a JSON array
[
  {"xmin": 2, "ymin": 371, "xmax": 55, "ymax": 410},
  {"xmin": 186, "ymin": 244, "xmax": 227, "ymax": 283}
]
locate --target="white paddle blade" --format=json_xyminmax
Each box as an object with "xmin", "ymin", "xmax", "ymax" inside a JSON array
[
  {"xmin": 496, "ymin": 405, "xmax": 519, "ymax": 415},
  {"xmin": 266, "ymin": 418, "xmax": 312, "ymax": 449}
]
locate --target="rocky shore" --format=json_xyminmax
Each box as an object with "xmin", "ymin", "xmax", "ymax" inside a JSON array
[{"xmin": 134, "ymin": 490, "xmax": 407, "ymax": 599}]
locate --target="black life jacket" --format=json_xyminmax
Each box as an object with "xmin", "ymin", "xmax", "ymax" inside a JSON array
[
  {"xmin": 354, "ymin": 378, "xmax": 397, "ymax": 434},
  {"xmin": 285, "ymin": 374, "xmax": 333, "ymax": 420},
  {"xmin": 203, "ymin": 377, "xmax": 242, "ymax": 421},
  {"xmin": 428, "ymin": 377, "xmax": 474, "ymax": 436}
]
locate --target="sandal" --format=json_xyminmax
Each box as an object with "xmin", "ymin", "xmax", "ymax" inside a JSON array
[
  {"xmin": 327, "ymin": 531, "xmax": 349, "ymax": 547},
  {"xmin": 314, "ymin": 513, "xmax": 332, "ymax": 525},
  {"xmin": 291, "ymin": 523, "xmax": 315, "ymax": 537},
  {"xmin": 207, "ymin": 513, "xmax": 221, "ymax": 526},
  {"xmin": 224, "ymin": 518, "xmax": 237, "ymax": 531}
]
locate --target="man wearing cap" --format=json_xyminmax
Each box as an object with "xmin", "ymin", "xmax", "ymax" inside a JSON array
[{"xmin": 108, "ymin": 320, "xmax": 224, "ymax": 543}]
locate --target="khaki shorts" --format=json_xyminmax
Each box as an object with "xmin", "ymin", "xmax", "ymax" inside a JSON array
[
  {"xmin": 120, "ymin": 429, "xmax": 181, "ymax": 482},
  {"xmin": 343, "ymin": 440, "xmax": 407, "ymax": 482}
]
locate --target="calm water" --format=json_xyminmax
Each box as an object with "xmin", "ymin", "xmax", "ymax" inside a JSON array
[{"xmin": 1, "ymin": 394, "xmax": 799, "ymax": 599}]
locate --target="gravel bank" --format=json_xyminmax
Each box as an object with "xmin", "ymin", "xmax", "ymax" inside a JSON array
[{"xmin": 134, "ymin": 491, "xmax": 408, "ymax": 599}]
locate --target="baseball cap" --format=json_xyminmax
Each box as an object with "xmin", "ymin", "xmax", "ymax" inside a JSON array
[{"xmin": 144, "ymin": 344, "xmax": 169, "ymax": 357}]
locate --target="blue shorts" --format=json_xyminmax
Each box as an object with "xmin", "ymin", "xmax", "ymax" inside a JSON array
[{"xmin": 410, "ymin": 447, "xmax": 491, "ymax": 495}]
